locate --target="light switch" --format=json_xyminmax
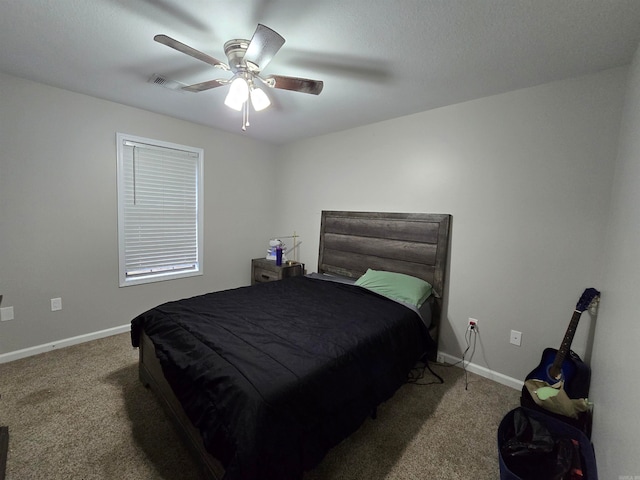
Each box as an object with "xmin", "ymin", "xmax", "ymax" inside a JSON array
[
  {"xmin": 51, "ymin": 297, "xmax": 62, "ymax": 311},
  {"xmin": 510, "ymin": 330, "xmax": 522, "ymax": 346},
  {"xmin": 0, "ymin": 306, "xmax": 15, "ymax": 321}
]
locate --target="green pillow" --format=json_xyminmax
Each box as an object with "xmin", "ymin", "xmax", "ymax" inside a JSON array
[{"xmin": 354, "ymin": 269, "xmax": 433, "ymax": 308}]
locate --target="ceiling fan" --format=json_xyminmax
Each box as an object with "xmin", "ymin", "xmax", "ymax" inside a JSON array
[{"xmin": 154, "ymin": 24, "xmax": 324, "ymax": 131}]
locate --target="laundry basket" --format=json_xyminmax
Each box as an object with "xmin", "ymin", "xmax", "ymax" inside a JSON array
[{"xmin": 498, "ymin": 407, "xmax": 597, "ymax": 480}]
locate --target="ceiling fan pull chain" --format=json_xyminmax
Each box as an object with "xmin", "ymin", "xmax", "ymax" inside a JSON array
[{"xmin": 242, "ymin": 99, "xmax": 250, "ymax": 131}]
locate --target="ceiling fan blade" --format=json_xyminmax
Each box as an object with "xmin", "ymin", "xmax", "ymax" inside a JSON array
[
  {"xmin": 154, "ymin": 34, "xmax": 229, "ymax": 70},
  {"xmin": 266, "ymin": 75, "xmax": 323, "ymax": 95},
  {"xmin": 244, "ymin": 24, "xmax": 285, "ymax": 71},
  {"xmin": 182, "ymin": 79, "xmax": 226, "ymax": 92}
]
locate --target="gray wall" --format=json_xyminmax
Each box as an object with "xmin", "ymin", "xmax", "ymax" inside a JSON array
[
  {"xmin": 0, "ymin": 72, "xmax": 278, "ymax": 354},
  {"xmin": 591, "ymin": 44, "xmax": 640, "ymax": 477},
  {"xmin": 274, "ymin": 68, "xmax": 626, "ymax": 384}
]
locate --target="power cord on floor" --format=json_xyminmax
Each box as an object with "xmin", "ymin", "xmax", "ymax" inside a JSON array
[
  {"xmin": 406, "ymin": 358, "xmax": 444, "ymax": 385},
  {"xmin": 428, "ymin": 324, "xmax": 479, "ymax": 390},
  {"xmin": 407, "ymin": 324, "xmax": 479, "ymax": 388},
  {"xmin": 460, "ymin": 324, "xmax": 478, "ymax": 389}
]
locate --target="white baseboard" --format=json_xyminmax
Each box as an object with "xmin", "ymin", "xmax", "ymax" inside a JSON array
[
  {"xmin": 0, "ymin": 324, "xmax": 131, "ymax": 364},
  {"xmin": 437, "ymin": 351, "xmax": 524, "ymax": 391}
]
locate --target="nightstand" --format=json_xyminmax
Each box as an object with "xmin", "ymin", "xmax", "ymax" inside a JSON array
[{"xmin": 251, "ymin": 258, "xmax": 305, "ymax": 285}]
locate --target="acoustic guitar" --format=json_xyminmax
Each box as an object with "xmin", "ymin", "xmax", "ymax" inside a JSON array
[{"xmin": 525, "ymin": 288, "xmax": 600, "ymax": 399}]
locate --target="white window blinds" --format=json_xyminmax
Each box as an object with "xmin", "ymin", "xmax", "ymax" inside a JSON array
[{"xmin": 117, "ymin": 134, "xmax": 203, "ymax": 286}]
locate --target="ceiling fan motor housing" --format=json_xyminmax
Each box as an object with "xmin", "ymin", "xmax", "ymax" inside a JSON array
[{"xmin": 224, "ymin": 39, "xmax": 252, "ymax": 74}]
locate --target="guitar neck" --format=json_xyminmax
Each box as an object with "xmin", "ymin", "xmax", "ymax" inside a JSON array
[{"xmin": 549, "ymin": 310, "xmax": 582, "ymax": 378}]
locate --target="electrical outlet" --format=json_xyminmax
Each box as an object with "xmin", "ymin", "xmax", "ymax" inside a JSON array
[
  {"xmin": 468, "ymin": 317, "xmax": 478, "ymax": 330},
  {"xmin": 51, "ymin": 297, "xmax": 62, "ymax": 311},
  {"xmin": 510, "ymin": 330, "xmax": 522, "ymax": 346}
]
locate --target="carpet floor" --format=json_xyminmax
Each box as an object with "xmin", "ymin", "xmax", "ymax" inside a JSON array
[{"xmin": 0, "ymin": 333, "xmax": 520, "ymax": 479}]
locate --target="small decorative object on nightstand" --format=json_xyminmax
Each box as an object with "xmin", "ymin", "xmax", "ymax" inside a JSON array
[{"xmin": 251, "ymin": 258, "xmax": 304, "ymax": 285}]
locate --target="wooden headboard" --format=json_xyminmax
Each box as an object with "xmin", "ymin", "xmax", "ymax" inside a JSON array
[{"xmin": 318, "ymin": 211, "xmax": 451, "ymax": 349}]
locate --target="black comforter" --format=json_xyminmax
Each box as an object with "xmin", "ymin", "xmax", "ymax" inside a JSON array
[{"xmin": 131, "ymin": 276, "xmax": 429, "ymax": 480}]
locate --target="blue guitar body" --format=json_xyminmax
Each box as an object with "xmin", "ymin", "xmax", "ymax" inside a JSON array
[
  {"xmin": 526, "ymin": 347, "xmax": 591, "ymax": 399},
  {"xmin": 524, "ymin": 288, "xmax": 599, "ymax": 400}
]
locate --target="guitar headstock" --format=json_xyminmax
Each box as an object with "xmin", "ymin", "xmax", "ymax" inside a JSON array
[{"xmin": 576, "ymin": 287, "xmax": 601, "ymax": 312}]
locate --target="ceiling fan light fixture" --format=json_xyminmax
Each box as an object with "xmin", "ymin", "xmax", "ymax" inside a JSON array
[
  {"xmin": 250, "ymin": 85, "xmax": 271, "ymax": 111},
  {"xmin": 155, "ymin": 24, "xmax": 323, "ymax": 131},
  {"xmin": 224, "ymin": 76, "xmax": 249, "ymax": 111}
]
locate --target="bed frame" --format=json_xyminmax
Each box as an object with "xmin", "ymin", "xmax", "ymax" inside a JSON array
[{"xmin": 138, "ymin": 211, "xmax": 451, "ymax": 480}]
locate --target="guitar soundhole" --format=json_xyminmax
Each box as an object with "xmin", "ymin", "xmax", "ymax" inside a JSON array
[{"xmin": 546, "ymin": 365, "xmax": 563, "ymax": 383}]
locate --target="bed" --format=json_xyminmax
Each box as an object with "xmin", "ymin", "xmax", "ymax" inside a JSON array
[{"xmin": 131, "ymin": 210, "xmax": 451, "ymax": 480}]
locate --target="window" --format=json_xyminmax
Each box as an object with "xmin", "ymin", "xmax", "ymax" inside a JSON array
[{"xmin": 116, "ymin": 133, "xmax": 203, "ymax": 286}]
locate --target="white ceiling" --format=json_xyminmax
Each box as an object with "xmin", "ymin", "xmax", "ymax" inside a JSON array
[{"xmin": 2, "ymin": 1, "xmax": 640, "ymax": 145}]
